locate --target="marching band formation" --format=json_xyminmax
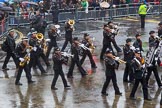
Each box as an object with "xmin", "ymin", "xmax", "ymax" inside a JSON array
[{"xmin": 1, "ymin": 19, "xmax": 162, "ymax": 102}]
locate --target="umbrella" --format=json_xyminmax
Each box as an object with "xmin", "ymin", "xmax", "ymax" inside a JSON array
[
  {"xmin": 0, "ymin": 6, "xmax": 12, "ymax": 11},
  {"xmin": 100, "ymin": 2, "xmax": 110, "ymax": 8},
  {"xmin": 22, "ymin": 1, "xmax": 38, "ymax": 5}
]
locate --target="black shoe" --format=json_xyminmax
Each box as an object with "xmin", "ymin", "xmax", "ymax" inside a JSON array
[
  {"xmin": 67, "ymin": 75, "xmax": 73, "ymax": 78},
  {"xmin": 101, "ymin": 92, "xmax": 108, "ymax": 96},
  {"xmin": 64, "ymin": 85, "xmax": 71, "ymax": 89},
  {"xmin": 92, "ymin": 66, "xmax": 97, "ymax": 68},
  {"xmin": 144, "ymin": 98, "xmax": 152, "ymax": 101},
  {"xmin": 15, "ymin": 82, "xmax": 23, "ymax": 86},
  {"xmin": 123, "ymin": 80, "xmax": 129, "ymax": 83},
  {"xmin": 158, "ymin": 84, "xmax": 162, "ymax": 88},
  {"xmin": 115, "ymin": 92, "xmax": 122, "ymax": 96},
  {"xmin": 130, "ymin": 96, "xmax": 136, "ymax": 100},
  {"xmin": 51, "ymin": 87, "xmax": 58, "ymax": 90},
  {"xmin": 82, "ymin": 74, "xmax": 87, "ymax": 77},
  {"xmin": 2, "ymin": 67, "xmax": 9, "ymax": 70},
  {"xmin": 41, "ymin": 71, "xmax": 48, "ymax": 75},
  {"xmin": 28, "ymin": 80, "xmax": 35, "ymax": 84}
]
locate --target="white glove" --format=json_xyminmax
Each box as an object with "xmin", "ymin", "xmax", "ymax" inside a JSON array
[
  {"xmin": 130, "ymin": 46, "xmax": 135, "ymax": 51},
  {"xmin": 142, "ymin": 64, "xmax": 145, "ymax": 68},
  {"xmin": 114, "ymin": 25, "xmax": 118, "ymax": 29},
  {"xmin": 19, "ymin": 58, "xmax": 24, "ymax": 62},
  {"xmin": 26, "ymin": 49, "xmax": 30, "ymax": 53},
  {"xmin": 27, "ymin": 53, "xmax": 30, "ymax": 57},
  {"xmin": 115, "ymin": 57, "xmax": 119, "ymax": 61},
  {"xmin": 33, "ymin": 47, "xmax": 37, "ymax": 51},
  {"xmin": 79, "ymin": 44, "xmax": 85, "ymax": 48},
  {"xmin": 45, "ymin": 39, "xmax": 51, "ymax": 42},
  {"xmin": 155, "ymin": 57, "xmax": 158, "ymax": 61},
  {"xmin": 111, "ymin": 29, "xmax": 115, "ymax": 33},
  {"xmin": 148, "ymin": 64, "xmax": 153, "ymax": 67}
]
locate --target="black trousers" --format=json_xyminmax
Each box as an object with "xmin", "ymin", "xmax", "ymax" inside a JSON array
[
  {"xmin": 123, "ymin": 63, "xmax": 134, "ymax": 82},
  {"xmin": 101, "ymin": 74, "xmax": 120, "ymax": 94},
  {"xmin": 2, "ymin": 52, "xmax": 18, "ymax": 69},
  {"xmin": 111, "ymin": 38, "xmax": 122, "ymax": 52},
  {"xmin": 160, "ymin": 93, "xmax": 162, "ymax": 105},
  {"xmin": 67, "ymin": 59, "xmax": 87, "ymax": 77},
  {"xmin": 46, "ymin": 42, "xmax": 57, "ymax": 59},
  {"xmin": 140, "ymin": 15, "xmax": 146, "ymax": 28},
  {"xmin": 80, "ymin": 50, "xmax": 96, "ymax": 67},
  {"xmin": 100, "ymin": 43, "xmax": 114, "ymax": 60},
  {"xmin": 130, "ymin": 78, "xmax": 148, "ymax": 99},
  {"xmin": 28, "ymin": 52, "xmax": 46, "ymax": 73},
  {"xmin": 39, "ymin": 52, "xmax": 50, "ymax": 66},
  {"xmin": 61, "ymin": 38, "xmax": 72, "ymax": 51},
  {"xmin": 51, "ymin": 69, "xmax": 68, "ymax": 87},
  {"xmin": 15, "ymin": 64, "xmax": 32, "ymax": 84},
  {"xmin": 146, "ymin": 66, "xmax": 162, "ymax": 87}
]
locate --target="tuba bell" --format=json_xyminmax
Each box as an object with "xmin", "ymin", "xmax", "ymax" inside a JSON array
[
  {"xmin": 68, "ymin": 19, "xmax": 75, "ymax": 26},
  {"xmin": 36, "ymin": 33, "xmax": 44, "ymax": 41}
]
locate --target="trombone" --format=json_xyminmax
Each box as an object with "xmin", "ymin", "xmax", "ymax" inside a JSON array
[{"xmin": 113, "ymin": 56, "xmax": 126, "ymax": 64}]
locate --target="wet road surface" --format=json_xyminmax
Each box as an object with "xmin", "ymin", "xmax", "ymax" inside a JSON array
[{"xmin": 0, "ymin": 15, "xmax": 162, "ymax": 108}]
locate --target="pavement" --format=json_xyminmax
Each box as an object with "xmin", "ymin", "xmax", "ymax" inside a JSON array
[{"xmin": 0, "ymin": 15, "xmax": 162, "ymax": 108}]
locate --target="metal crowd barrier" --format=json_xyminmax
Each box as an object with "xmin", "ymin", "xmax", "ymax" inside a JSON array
[{"xmin": 0, "ymin": 2, "xmax": 161, "ymax": 36}]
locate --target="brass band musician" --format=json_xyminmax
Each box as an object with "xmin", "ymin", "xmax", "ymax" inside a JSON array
[
  {"xmin": 46, "ymin": 24, "xmax": 59, "ymax": 59},
  {"xmin": 15, "ymin": 37, "xmax": 35, "ymax": 85},
  {"xmin": 101, "ymin": 49, "xmax": 122, "ymax": 96},
  {"xmin": 61, "ymin": 19, "xmax": 75, "ymax": 51},
  {"xmin": 80, "ymin": 33, "xmax": 97, "ymax": 69}
]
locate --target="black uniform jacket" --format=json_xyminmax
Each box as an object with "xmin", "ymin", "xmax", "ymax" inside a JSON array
[
  {"xmin": 65, "ymin": 24, "xmax": 73, "ymax": 39},
  {"xmin": 5, "ymin": 35, "xmax": 16, "ymax": 53},
  {"xmin": 123, "ymin": 44, "xmax": 134, "ymax": 63},
  {"xmin": 133, "ymin": 39, "xmax": 144, "ymax": 51},
  {"xmin": 131, "ymin": 57, "xmax": 143, "ymax": 79},
  {"xmin": 52, "ymin": 53, "xmax": 66, "ymax": 70},
  {"xmin": 104, "ymin": 57, "xmax": 119, "ymax": 76},
  {"xmin": 15, "ymin": 43, "xmax": 27, "ymax": 61},
  {"xmin": 102, "ymin": 30, "xmax": 112, "ymax": 45}
]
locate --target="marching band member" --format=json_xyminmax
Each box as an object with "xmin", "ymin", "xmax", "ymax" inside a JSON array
[
  {"xmin": 51, "ymin": 47, "xmax": 70, "ymax": 90},
  {"xmin": 123, "ymin": 38, "xmax": 134, "ymax": 83},
  {"xmin": 100, "ymin": 24, "xmax": 114, "ymax": 60},
  {"xmin": 145, "ymin": 31, "xmax": 162, "ymax": 88},
  {"xmin": 158, "ymin": 21, "xmax": 162, "ymax": 38},
  {"xmin": 133, "ymin": 33, "xmax": 144, "ymax": 56},
  {"xmin": 149, "ymin": 30, "xmax": 159, "ymax": 49},
  {"xmin": 67, "ymin": 37, "xmax": 87, "ymax": 78},
  {"xmin": 15, "ymin": 38, "xmax": 35, "ymax": 85},
  {"xmin": 101, "ymin": 49, "xmax": 122, "ymax": 96},
  {"xmin": 28, "ymin": 31, "xmax": 47, "ymax": 74},
  {"xmin": 2, "ymin": 30, "xmax": 18, "ymax": 70},
  {"xmin": 46, "ymin": 24, "xmax": 59, "ymax": 59},
  {"xmin": 80, "ymin": 33, "xmax": 97, "ymax": 69},
  {"xmin": 107, "ymin": 21, "xmax": 122, "ymax": 53},
  {"xmin": 61, "ymin": 19, "xmax": 74, "ymax": 51},
  {"xmin": 129, "ymin": 49, "xmax": 151, "ymax": 101},
  {"xmin": 145, "ymin": 54, "xmax": 162, "ymax": 88}
]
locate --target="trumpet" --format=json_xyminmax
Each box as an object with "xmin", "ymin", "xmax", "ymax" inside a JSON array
[
  {"xmin": 113, "ymin": 56, "xmax": 126, "ymax": 64},
  {"xmin": 61, "ymin": 52, "xmax": 74, "ymax": 58},
  {"xmin": 19, "ymin": 54, "xmax": 30, "ymax": 67}
]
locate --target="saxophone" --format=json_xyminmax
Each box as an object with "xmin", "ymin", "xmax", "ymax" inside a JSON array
[
  {"xmin": 88, "ymin": 38, "xmax": 95, "ymax": 54},
  {"xmin": 19, "ymin": 54, "xmax": 30, "ymax": 67},
  {"xmin": 19, "ymin": 46, "xmax": 32, "ymax": 67}
]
